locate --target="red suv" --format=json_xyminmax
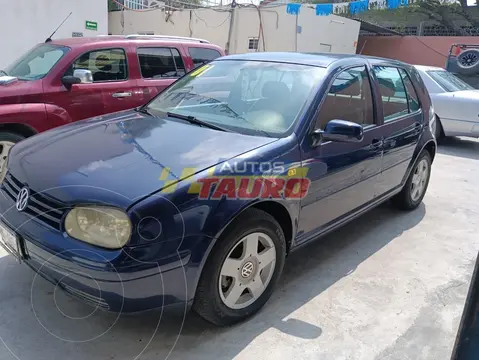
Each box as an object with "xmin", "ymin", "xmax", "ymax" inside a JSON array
[{"xmin": 0, "ymin": 35, "xmax": 224, "ymax": 170}]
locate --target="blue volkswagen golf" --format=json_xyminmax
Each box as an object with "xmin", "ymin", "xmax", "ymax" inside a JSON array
[{"xmin": 0, "ymin": 53, "xmax": 436, "ymax": 326}]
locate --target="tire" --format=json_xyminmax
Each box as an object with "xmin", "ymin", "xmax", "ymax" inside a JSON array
[
  {"xmin": 193, "ymin": 208, "xmax": 286, "ymax": 326},
  {"xmin": 391, "ymin": 150, "xmax": 432, "ymax": 211},
  {"xmin": 456, "ymin": 49, "xmax": 479, "ymax": 76},
  {"xmin": 0, "ymin": 132, "xmax": 25, "ymax": 174}
]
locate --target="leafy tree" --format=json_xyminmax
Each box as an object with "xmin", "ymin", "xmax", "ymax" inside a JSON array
[{"xmin": 412, "ymin": 0, "xmax": 479, "ymax": 35}]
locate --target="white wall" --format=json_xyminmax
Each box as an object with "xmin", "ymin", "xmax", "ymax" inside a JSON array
[
  {"xmin": 0, "ymin": 0, "xmax": 108, "ymax": 68},
  {"xmin": 109, "ymin": 5, "xmax": 360, "ymax": 55}
]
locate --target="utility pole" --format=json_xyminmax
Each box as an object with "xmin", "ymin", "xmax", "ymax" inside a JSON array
[{"xmin": 226, "ymin": 0, "xmax": 237, "ymax": 55}]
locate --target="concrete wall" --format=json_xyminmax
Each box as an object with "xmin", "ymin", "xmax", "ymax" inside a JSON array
[
  {"xmin": 357, "ymin": 36, "xmax": 479, "ymax": 68},
  {"xmin": 0, "ymin": 0, "xmax": 108, "ymax": 68},
  {"xmin": 109, "ymin": 6, "xmax": 360, "ymax": 54}
]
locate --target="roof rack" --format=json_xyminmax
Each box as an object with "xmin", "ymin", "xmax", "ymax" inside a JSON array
[{"xmin": 125, "ymin": 34, "xmax": 210, "ymax": 44}]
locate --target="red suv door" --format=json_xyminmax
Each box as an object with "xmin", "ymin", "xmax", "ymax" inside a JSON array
[
  {"xmin": 133, "ymin": 45, "xmax": 188, "ymax": 102},
  {"xmin": 45, "ymin": 47, "xmax": 139, "ymax": 121}
]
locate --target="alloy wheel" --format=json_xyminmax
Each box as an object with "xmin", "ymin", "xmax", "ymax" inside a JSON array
[
  {"xmin": 410, "ymin": 159, "xmax": 429, "ymax": 202},
  {"xmin": 218, "ymin": 232, "xmax": 276, "ymax": 310},
  {"xmin": 0, "ymin": 141, "xmax": 14, "ymax": 175}
]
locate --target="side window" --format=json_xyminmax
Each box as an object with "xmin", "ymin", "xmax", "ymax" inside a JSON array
[
  {"xmin": 137, "ymin": 47, "xmax": 185, "ymax": 79},
  {"xmin": 188, "ymin": 47, "xmax": 221, "ymax": 69},
  {"xmin": 372, "ymin": 66, "xmax": 409, "ymax": 121},
  {"xmin": 316, "ymin": 66, "xmax": 374, "ymax": 130},
  {"xmin": 398, "ymin": 68, "xmax": 420, "ymax": 112},
  {"xmin": 67, "ymin": 48, "xmax": 127, "ymax": 82}
]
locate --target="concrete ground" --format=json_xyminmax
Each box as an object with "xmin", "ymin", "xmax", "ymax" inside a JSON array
[{"xmin": 1, "ymin": 137, "xmax": 478, "ymax": 360}]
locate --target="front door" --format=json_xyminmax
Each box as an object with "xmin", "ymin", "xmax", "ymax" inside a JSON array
[
  {"xmin": 49, "ymin": 47, "xmax": 138, "ymax": 121},
  {"xmin": 296, "ymin": 65, "xmax": 383, "ymax": 244},
  {"xmin": 371, "ymin": 66, "xmax": 424, "ymax": 196}
]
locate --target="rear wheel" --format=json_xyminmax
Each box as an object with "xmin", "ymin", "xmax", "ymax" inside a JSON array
[
  {"xmin": 0, "ymin": 132, "xmax": 24, "ymax": 175},
  {"xmin": 392, "ymin": 150, "xmax": 432, "ymax": 211},
  {"xmin": 193, "ymin": 208, "xmax": 286, "ymax": 326}
]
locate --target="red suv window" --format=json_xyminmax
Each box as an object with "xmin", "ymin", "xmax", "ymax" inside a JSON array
[
  {"xmin": 188, "ymin": 47, "xmax": 222, "ymax": 69},
  {"xmin": 137, "ymin": 47, "xmax": 186, "ymax": 79}
]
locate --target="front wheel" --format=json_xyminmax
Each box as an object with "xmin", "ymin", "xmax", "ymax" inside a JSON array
[
  {"xmin": 193, "ymin": 208, "xmax": 286, "ymax": 326},
  {"xmin": 0, "ymin": 132, "xmax": 25, "ymax": 175},
  {"xmin": 392, "ymin": 150, "xmax": 432, "ymax": 211}
]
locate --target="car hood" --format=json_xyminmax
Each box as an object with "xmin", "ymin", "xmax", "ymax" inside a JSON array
[
  {"xmin": 0, "ymin": 78, "xmax": 42, "ymax": 104},
  {"xmin": 8, "ymin": 110, "xmax": 278, "ymax": 208}
]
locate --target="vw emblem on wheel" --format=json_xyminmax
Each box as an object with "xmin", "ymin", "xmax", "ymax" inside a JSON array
[
  {"xmin": 241, "ymin": 261, "xmax": 255, "ymax": 278},
  {"xmin": 16, "ymin": 187, "xmax": 30, "ymax": 212}
]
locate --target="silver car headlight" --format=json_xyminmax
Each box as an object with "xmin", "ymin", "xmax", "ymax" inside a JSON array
[{"xmin": 65, "ymin": 206, "xmax": 132, "ymax": 249}]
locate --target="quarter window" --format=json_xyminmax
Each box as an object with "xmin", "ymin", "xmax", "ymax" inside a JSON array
[
  {"xmin": 316, "ymin": 66, "xmax": 374, "ymax": 129},
  {"xmin": 67, "ymin": 48, "xmax": 127, "ymax": 82},
  {"xmin": 137, "ymin": 47, "xmax": 186, "ymax": 79},
  {"xmin": 188, "ymin": 47, "xmax": 221, "ymax": 69},
  {"xmin": 398, "ymin": 68, "xmax": 420, "ymax": 112},
  {"xmin": 372, "ymin": 66, "xmax": 409, "ymax": 121}
]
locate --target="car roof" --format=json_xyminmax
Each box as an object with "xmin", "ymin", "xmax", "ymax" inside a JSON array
[
  {"xmin": 413, "ymin": 64, "xmax": 445, "ymax": 72},
  {"xmin": 218, "ymin": 52, "xmax": 409, "ymax": 68},
  {"xmin": 48, "ymin": 35, "xmax": 222, "ymax": 49}
]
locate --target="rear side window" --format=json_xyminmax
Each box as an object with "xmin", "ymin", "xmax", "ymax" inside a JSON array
[
  {"xmin": 316, "ymin": 66, "xmax": 375, "ymax": 129},
  {"xmin": 372, "ymin": 66, "xmax": 409, "ymax": 121},
  {"xmin": 188, "ymin": 47, "xmax": 222, "ymax": 69},
  {"xmin": 137, "ymin": 47, "xmax": 186, "ymax": 79},
  {"xmin": 67, "ymin": 48, "xmax": 128, "ymax": 82},
  {"xmin": 398, "ymin": 68, "xmax": 420, "ymax": 112}
]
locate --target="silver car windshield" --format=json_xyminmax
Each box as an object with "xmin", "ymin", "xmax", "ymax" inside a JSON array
[
  {"xmin": 427, "ymin": 70, "xmax": 475, "ymax": 92},
  {"xmin": 146, "ymin": 60, "xmax": 326, "ymax": 137}
]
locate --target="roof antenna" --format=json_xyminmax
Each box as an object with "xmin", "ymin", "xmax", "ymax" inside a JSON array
[{"xmin": 45, "ymin": 12, "xmax": 73, "ymax": 43}]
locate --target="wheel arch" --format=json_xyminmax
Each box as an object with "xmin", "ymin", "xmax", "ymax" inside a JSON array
[
  {"xmin": 0, "ymin": 123, "xmax": 38, "ymax": 138},
  {"xmin": 191, "ymin": 200, "xmax": 295, "ymax": 300}
]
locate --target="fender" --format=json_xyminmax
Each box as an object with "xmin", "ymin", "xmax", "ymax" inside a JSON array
[
  {"xmin": 0, "ymin": 103, "xmax": 47, "ymax": 133},
  {"xmin": 189, "ymin": 197, "xmax": 298, "ymax": 301},
  {"xmin": 0, "ymin": 103, "xmax": 73, "ymax": 134}
]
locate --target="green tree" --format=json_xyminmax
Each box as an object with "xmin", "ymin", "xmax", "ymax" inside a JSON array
[{"xmin": 413, "ymin": 0, "xmax": 479, "ymax": 35}]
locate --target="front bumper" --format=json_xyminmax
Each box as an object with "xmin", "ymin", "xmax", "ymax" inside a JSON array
[{"xmin": 0, "ymin": 195, "xmax": 209, "ymax": 313}]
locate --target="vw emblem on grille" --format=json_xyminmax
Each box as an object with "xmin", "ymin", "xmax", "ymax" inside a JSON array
[
  {"xmin": 16, "ymin": 187, "xmax": 30, "ymax": 212},
  {"xmin": 241, "ymin": 261, "xmax": 255, "ymax": 278}
]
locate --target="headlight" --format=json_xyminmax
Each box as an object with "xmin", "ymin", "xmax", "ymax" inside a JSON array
[{"xmin": 65, "ymin": 206, "xmax": 132, "ymax": 249}]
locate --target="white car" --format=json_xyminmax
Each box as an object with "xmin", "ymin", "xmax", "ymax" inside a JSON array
[{"xmin": 414, "ymin": 65, "xmax": 479, "ymax": 140}]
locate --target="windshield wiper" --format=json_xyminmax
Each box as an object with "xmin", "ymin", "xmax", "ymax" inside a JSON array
[
  {"xmin": 135, "ymin": 106, "xmax": 153, "ymax": 116},
  {"xmin": 166, "ymin": 112, "xmax": 230, "ymax": 132},
  {"xmin": 0, "ymin": 70, "xmax": 8, "ymax": 76}
]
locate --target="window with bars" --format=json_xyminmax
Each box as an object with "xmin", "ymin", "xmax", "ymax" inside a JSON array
[{"xmin": 248, "ymin": 38, "xmax": 259, "ymax": 51}]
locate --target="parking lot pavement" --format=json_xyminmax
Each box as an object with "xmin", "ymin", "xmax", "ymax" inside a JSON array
[{"xmin": 1, "ymin": 137, "xmax": 479, "ymax": 360}]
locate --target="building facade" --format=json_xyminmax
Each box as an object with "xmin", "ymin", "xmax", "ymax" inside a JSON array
[{"xmin": 1, "ymin": 0, "xmax": 108, "ymax": 68}]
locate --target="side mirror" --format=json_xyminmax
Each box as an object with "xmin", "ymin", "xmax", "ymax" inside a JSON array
[
  {"xmin": 73, "ymin": 69, "xmax": 93, "ymax": 84},
  {"xmin": 61, "ymin": 75, "xmax": 81, "ymax": 87},
  {"xmin": 312, "ymin": 119, "xmax": 364, "ymax": 146}
]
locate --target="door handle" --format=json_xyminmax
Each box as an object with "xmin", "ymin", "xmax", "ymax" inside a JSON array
[
  {"xmin": 370, "ymin": 138, "xmax": 383, "ymax": 149},
  {"xmin": 413, "ymin": 122, "xmax": 423, "ymax": 134},
  {"xmin": 112, "ymin": 92, "xmax": 132, "ymax": 98}
]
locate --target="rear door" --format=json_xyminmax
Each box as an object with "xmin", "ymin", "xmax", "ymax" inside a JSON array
[
  {"xmin": 372, "ymin": 65, "xmax": 423, "ymax": 196},
  {"xmin": 134, "ymin": 46, "xmax": 187, "ymax": 103}
]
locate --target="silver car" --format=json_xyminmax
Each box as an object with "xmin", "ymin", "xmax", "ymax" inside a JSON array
[{"xmin": 414, "ymin": 65, "xmax": 479, "ymax": 140}]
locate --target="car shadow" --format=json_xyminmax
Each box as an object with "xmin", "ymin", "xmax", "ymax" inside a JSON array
[
  {"xmin": 0, "ymin": 202, "xmax": 426, "ymax": 360},
  {"xmin": 438, "ymin": 137, "xmax": 479, "ymax": 161}
]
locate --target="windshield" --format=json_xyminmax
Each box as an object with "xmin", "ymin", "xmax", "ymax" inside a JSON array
[
  {"xmin": 427, "ymin": 70, "xmax": 475, "ymax": 92},
  {"xmin": 146, "ymin": 60, "xmax": 325, "ymax": 137},
  {"xmin": 4, "ymin": 44, "xmax": 69, "ymax": 80}
]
